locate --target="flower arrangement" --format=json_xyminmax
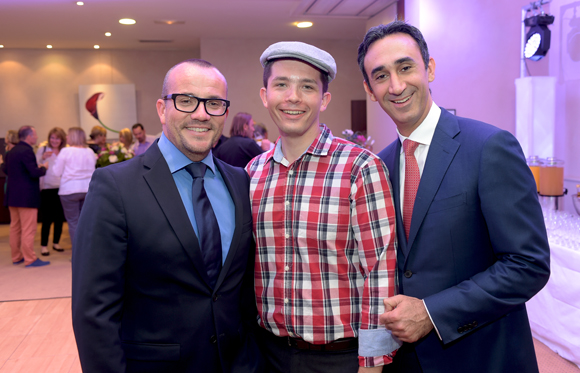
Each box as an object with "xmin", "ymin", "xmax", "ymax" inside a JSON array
[
  {"xmin": 341, "ymin": 129, "xmax": 375, "ymax": 151},
  {"xmin": 96, "ymin": 143, "xmax": 134, "ymax": 167}
]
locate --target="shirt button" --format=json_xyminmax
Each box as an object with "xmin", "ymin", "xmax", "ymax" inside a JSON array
[
  {"xmin": 285, "ymin": 234, "xmax": 289, "ymax": 239},
  {"xmin": 285, "ymin": 201, "xmax": 290, "ymax": 206},
  {"xmin": 284, "ymin": 298, "xmax": 289, "ymax": 304},
  {"xmin": 284, "ymin": 265, "xmax": 290, "ymax": 271},
  {"xmin": 289, "ymin": 170, "xmax": 294, "ymax": 175}
]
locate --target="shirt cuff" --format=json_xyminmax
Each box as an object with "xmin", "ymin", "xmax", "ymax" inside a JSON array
[
  {"xmin": 358, "ymin": 328, "xmax": 402, "ymax": 367},
  {"xmin": 423, "ymin": 299, "xmax": 442, "ymax": 340}
]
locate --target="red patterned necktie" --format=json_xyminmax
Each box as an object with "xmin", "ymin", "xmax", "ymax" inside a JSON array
[{"xmin": 403, "ymin": 139, "xmax": 420, "ymax": 240}]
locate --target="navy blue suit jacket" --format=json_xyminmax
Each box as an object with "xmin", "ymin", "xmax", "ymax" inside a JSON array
[
  {"xmin": 214, "ymin": 136, "xmax": 264, "ymax": 168},
  {"xmin": 72, "ymin": 142, "xmax": 262, "ymax": 373},
  {"xmin": 378, "ymin": 109, "xmax": 550, "ymax": 373},
  {"xmin": 3, "ymin": 141, "xmax": 46, "ymax": 208}
]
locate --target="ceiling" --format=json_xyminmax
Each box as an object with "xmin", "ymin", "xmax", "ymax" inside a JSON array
[{"xmin": 0, "ymin": 0, "xmax": 398, "ymax": 51}]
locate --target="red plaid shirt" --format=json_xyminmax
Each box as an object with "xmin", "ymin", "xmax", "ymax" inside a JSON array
[{"xmin": 246, "ymin": 124, "xmax": 400, "ymax": 367}]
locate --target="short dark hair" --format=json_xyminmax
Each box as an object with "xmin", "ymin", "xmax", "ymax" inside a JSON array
[
  {"xmin": 357, "ymin": 20, "xmax": 430, "ymax": 90},
  {"xmin": 230, "ymin": 112, "xmax": 253, "ymax": 137},
  {"xmin": 262, "ymin": 58, "xmax": 329, "ymax": 94},
  {"xmin": 161, "ymin": 58, "xmax": 223, "ymax": 97},
  {"xmin": 132, "ymin": 123, "xmax": 144, "ymax": 131},
  {"xmin": 18, "ymin": 126, "xmax": 34, "ymax": 141}
]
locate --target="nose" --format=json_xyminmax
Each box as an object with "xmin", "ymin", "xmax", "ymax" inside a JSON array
[
  {"xmin": 285, "ymin": 85, "xmax": 301, "ymax": 103},
  {"xmin": 190, "ymin": 102, "xmax": 211, "ymax": 121},
  {"xmin": 388, "ymin": 74, "xmax": 406, "ymax": 96}
]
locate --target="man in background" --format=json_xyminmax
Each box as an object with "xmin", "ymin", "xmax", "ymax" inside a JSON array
[
  {"xmin": 72, "ymin": 59, "xmax": 262, "ymax": 372},
  {"xmin": 130, "ymin": 122, "xmax": 157, "ymax": 156},
  {"xmin": 247, "ymin": 41, "xmax": 400, "ymax": 373},
  {"xmin": 358, "ymin": 20, "xmax": 550, "ymax": 372},
  {"xmin": 3, "ymin": 126, "xmax": 49, "ymax": 267}
]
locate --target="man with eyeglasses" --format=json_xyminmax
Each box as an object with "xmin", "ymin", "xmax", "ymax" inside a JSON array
[{"xmin": 72, "ymin": 59, "xmax": 263, "ymax": 373}]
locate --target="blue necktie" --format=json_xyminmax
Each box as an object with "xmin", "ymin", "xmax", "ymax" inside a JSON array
[{"xmin": 184, "ymin": 163, "xmax": 222, "ymax": 288}]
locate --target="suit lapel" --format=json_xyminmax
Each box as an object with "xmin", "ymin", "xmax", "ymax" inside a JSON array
[
  {"xmin": 142, "ymin": 143, "xmax": 214, "ymax": 288},
  {"xmin": 407, "ymin": 110, "xmax": 461, "ymax": 251},
  {"xmin": 212, "ymin": 158, "xmax": 245, "ymax": 290}
]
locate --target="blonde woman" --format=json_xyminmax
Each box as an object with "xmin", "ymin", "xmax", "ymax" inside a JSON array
[
  {"xmin": 118, "ymin": 128, "xmax": 133, "ymax": 150},
  {"xmin": 35, "ymin": 127, "xmax": 67, "ymax": 256},
  {"xmin": 53, "ymin": 127, "xmax": 96, "ymax": 250}
]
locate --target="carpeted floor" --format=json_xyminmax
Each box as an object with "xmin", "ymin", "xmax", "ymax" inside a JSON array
[{"xmin": 0, "ymin": 224, "xmax": 72, "ymax": 301}]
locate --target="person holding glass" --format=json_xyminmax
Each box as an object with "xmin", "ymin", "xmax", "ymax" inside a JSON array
[
  {"xmin": 36, "ymin": 127, "xmax": 67, "ymax": 256},
  {"xmin": 53, "ymin": 127, "xmax": 96, "ymax": 251}
]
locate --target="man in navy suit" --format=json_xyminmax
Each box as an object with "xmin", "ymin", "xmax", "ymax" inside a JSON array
[
  {"xmin": 72, "ymin": 59, "xmax": 262, "ymax": 372},
  {"xmin": 357, "ymin": 21, "xmax": 550, "ymax": 372}
]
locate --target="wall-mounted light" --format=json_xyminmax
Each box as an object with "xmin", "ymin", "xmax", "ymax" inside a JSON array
[
  {"xmin": 119, "ymin": 18, "xmax": 136, "ymax": 25},
  {"xmin": 0, "ymin": 45, "xmax": 4, "ymax": 48},
  {"xmin": 47, "ymin": 45, "xmax": 53, "ymax": 49},
  {"xmin": 105, "ymin": 32, "xmax": 112, "ymax": 37},
  {"xmin": 94, "ymin": 45, "xmax": 100, "ymax": 49}
]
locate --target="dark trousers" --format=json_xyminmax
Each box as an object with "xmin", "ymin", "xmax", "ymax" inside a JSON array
[
  {"xmin": 39, "ymin": 188, "xmax": 65, "ymax": 246},
  {"xmin": 382, "ymin": 343, "xmax": 423, "ymax": 373},
  {"xmin": 256, "ymin": 327, "xmax": 359, "ymax": 373}
]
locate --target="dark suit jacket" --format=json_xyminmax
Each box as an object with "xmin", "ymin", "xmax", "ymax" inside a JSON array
[
  {"xmin": 378, "ymin": 109, "xmax": 550, "ymax": 373},
  {"xmin": 3, "ymin": 141, "xmax": 46, "ymax": 208},
  {"xmin": 72, "ymin": 142, "xmax": 262, "ymax": 373},
  {"xmin": 214, "ymin": 136, "xmax": 264, "ymax": 168}
]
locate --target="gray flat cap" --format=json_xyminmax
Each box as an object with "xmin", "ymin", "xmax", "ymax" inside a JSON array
[{"xmin": 260, "ymin": 41, "xmax": 337, "ymax": 82}]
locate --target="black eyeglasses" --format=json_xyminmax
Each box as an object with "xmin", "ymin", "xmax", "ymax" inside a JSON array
[{"xmin": 162, "ymin": 94, "xmax": 230, "ymax": 116}]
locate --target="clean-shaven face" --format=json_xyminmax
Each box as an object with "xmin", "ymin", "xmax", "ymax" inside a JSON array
[
  {"xmin": 157, "ymin": 64, "xmax": 228, "ymax": 162},
  {"xmin": 260, "ymin": 59, "xmax": 331, "ymax": 141},
  {"xmin": 363, "ymin": 33, "xmax": 435, "ymax": 137}
]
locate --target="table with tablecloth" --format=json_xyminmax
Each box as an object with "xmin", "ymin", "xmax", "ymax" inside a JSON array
[{"xmin": 527, "ymin": 209, "xmax": 580, "ymax": 368}]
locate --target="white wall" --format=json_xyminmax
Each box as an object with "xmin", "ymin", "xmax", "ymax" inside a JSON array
[{"xmin": 0, "ymin": 49, "xmax": 198, "ymax": 142}]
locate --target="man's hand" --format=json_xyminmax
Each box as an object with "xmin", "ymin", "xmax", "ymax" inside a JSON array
[
  {"xmin": 358, "ymin": 366, "xmax": 383, "ymax": 373},
  {"xmin": 379, "ymin": 295, "xmax": 433, "ymax": 343}
]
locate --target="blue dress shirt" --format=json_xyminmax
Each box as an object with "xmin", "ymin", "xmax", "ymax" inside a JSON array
[{"xmin": 158, "ymin": 133, "xmax": 235, "ymax": 263}]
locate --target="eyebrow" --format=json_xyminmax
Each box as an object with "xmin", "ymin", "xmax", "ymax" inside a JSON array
[
  {"xmin": 370, "ymin": 56, "xmax": 417, "ymax": 76},
  {"xmin": 271, "ymin": 76, "xmax": 318, "ymax": 85}
]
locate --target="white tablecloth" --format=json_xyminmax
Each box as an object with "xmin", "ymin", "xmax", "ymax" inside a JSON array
[{"xmin": 527, "ymin": 239, "xmax": 580, "ymax": 368}]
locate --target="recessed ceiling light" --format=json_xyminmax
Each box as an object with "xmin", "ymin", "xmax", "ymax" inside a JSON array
[
  {"xmin": 47, "ymin": 45, "xmax": 53, "ymax": 49},
  {"xmin": 154, "ymin": 20, "xmax": 185, "ymax": 25},
  {"xmin": 0, "ymin": 45, "xmax": 4, "ymax": 48},
  {"xmin": 105, "ymin": 32, "xmax": 111, "ymax": 37},
  {"xmin": 296, "ymin": 21, "xmax": 313, "ymax": 28},
  {"xmin": 76, "ymin": 1, "xmax": 84, "ymax": 5},
  {"xmin": 119, "ymin": 18, "xmax": 136, "ymax": 25},
  {"xmin": 94, "ymin": 45, "xmax": 100, "ymax": 49}
]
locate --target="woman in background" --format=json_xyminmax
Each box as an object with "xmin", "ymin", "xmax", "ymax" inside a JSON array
[
  {"xmin": 118, "ymin": 128, "xmax": 133, "ymax": 150},
  {"xmin": 88, "ymin": 126, "xmax": 107, "ymax": 155},
  {"xmin": 35, "ymin": 127, "xmax": 67, "ymax": 256},
  {"xmin": 53, "ymin": 127, "xmax": 96, "ymax": 251}
]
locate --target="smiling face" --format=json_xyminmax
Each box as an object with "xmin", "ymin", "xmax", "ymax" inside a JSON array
[
  {"xmin": 157, "ymin": 63, "xmax": 228, "ymax": 162},
  {"xmin": 260, "ymin": 59, "xmax": 331, "ymax": 143},
  {"xmin": 49, "ymin": 134, "xmax": 61, "ymax": 149},
  {"xmin": 363, "ymin": 33, "xmax": 435, "ymax": 137}
]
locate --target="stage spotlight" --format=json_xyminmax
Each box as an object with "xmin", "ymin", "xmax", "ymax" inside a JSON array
[{"xmin": 524, "ymin": 14, "xmax": 555, "ymax": 61}]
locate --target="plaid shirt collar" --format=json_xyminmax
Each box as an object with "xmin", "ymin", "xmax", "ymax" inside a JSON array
[{"xmin": 267, "ymin": 123, "xmax": 334, "ymax": 166}]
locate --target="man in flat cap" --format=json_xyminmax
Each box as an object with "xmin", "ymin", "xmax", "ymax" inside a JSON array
[{"xmin": 245, "ymin": 41, "xmax": 401, "ymax": 372}]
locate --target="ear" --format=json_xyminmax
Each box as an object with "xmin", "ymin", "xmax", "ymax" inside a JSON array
[
  {"xmin": 156, "ymin": 99, "xmax": 167, "ymax": 125},
  {"xmin": 363, "ymin": 81, "xmax": 377, "ymax": 102},
  {"xmin": 259, "ymin": 87, "xmax": 268, "ymax": 108},
  {"xmin": 427, "ymin": 57, "xmax": 436, "ymax": 83},
  {"xmin": 319, "ymin": 92, "xmax": 331, "ymax": 112}
]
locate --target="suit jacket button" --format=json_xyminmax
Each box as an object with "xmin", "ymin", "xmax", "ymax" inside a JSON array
[
  {"xmin": 404, "ymin": 270, "xmax": 413, "ymax": 278},
  {"xmin": 210, "ymin": 335, "xmax": 217, "ymax": 344},
  {"xmin": 213, "ymin": 294, "xmax": 219, "ymax": 302},
  {"xmin": 457, "ymin": 326, "xmax": 464, "ymax": 333}
]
